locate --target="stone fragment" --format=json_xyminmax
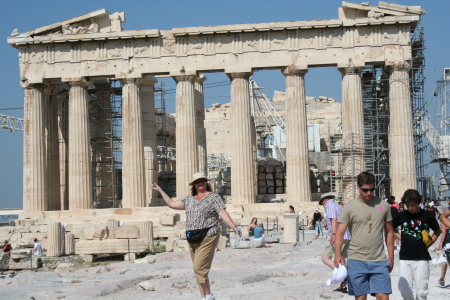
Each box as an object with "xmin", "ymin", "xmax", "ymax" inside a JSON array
[
  {"xmin": 54, "ymin": 262, "xmax": 76, "ymax": 273},
  {"xmin": 134, "ymin": 255, "xmax": 156, "ymax": 264},
  {"xmin": 75, "ymin": 238, "xmax": 150, "ymax": 254},
  {"xmin": 115, "ymin": 225, "xmax": 140, "ymax": 239},
  {"xmin": 83, "ymin": 225, "xmax": 107, "ymax": 240},
  {"xmin": 159, "ymin": 214, "xmax": 175, "ymax": 226},
  {"xmin": 139, "ymin": 280, "xmax": 155, "ymax": 291}
]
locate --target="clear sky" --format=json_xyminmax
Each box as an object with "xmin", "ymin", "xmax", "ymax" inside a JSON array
[{"xmin": 0, "ymin": 0, "xmax": 449, "ymax": 208}]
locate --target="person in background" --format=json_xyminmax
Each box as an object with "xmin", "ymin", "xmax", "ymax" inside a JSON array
[
  {"xmin": 392, "ymin": 189, "xmax": 441, "ymax": 299},
  {"xmin": 313, "ymin": 209, "xmax": 323, "ymax": 239},
  {"xmin": 33, "ymin": 238, "xmax": 42, "ymax": 255},
  {"xmin": 1, "ymin": 240, "xmax": 12, "ymax": 256},
  {"xmin": 436, "ymin": 204, "xmax": 449, "ymax": 287},
  {"xmin": 248, "ymin": 217, "xmax": 258, "ymax": 237},
  {"xmin": 289, "ymin": 205, "xmax": 295, "ymax": 213},
  {"xmin": 387, "ymin": 196, "xmax": 400, "ymax": 251},
  {"xmin": 151, "ymin": 171, "xmax": 241, "ymax": 300},
  {"xmin": 252, "ymin": 221, "xmax": 266, "ymax": 246},
  {"xmin": 320, "ymin": 193, "xmax": 351, "ymax": 293}
]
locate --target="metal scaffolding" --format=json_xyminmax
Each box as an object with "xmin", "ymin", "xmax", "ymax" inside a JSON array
[{"xmin": 89, "ymin": 80, "xmax": 122, "ymax": 208}]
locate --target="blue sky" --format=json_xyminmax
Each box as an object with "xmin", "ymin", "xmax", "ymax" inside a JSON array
[{"xmin": 1, "ymin": 0, "xmax": 449, "ymax": 208}]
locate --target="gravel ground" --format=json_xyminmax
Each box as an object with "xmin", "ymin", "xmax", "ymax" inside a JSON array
[{"xmin": 0, "ymin": 230, "xmax": 449, "ymax": 300}]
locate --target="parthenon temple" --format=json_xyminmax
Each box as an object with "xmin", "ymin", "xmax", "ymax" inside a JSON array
[{"xmin": 6, "ymin": 1, "xmax": 425, "ymax": 243}]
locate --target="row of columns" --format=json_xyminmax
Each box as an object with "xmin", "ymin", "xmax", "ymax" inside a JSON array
[{"xmin": 22, "ymin": 62, "xmax": 417, "ymax": 212}]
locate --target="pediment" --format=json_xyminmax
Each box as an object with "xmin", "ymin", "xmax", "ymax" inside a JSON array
[
  {"xmin": 340, "ymin": 1, "xmax": 425, "ymax": 20},
  {"xmin": 10, "ymin": 9, "xmax": 125, "ymax": 38}
]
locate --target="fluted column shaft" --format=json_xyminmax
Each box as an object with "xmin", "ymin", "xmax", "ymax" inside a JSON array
[
  {"xmin": 68, "ymin": 81, "xmax": 93, "ymax": 210},
  {"xmin": 228, "ymin": 72, "xmax": 256, "ymax": 204},
  {"xmin": 23, "ymin": 84, "xmax": 47, "ymax": 212},
  {"xmin": 141, "ymin": 77, "xmax": 158, "ymax": 203},
  {"xmin": 47, "ymin": 222, "xmax": 64, "ymax": 257},
  {"xmin": 174, "ymin": 75, "xmax": 198, "ymax": 197},
  {"xmin": 57, "ymin": 92, "xmax": 69, "ymax": 210},
  {"xmin": 121, "ymin": 79, "xmax": 146, "ymax": 207},
  {"xmin": 138, "ymin": 221, "xmax": 154, "ymax": 252},
  {"xmin": 339, "ymin": 66, "xmax": 365, "ymax": 199},
  {"xmin": 45, "ymin": 86, "xmax": 61, "ymax": 210},
  {"xmin": 65, "ymin": 232, "xmax": 75, "ymax": 255},
  {"xmin": 195, "ymin": 75, "xmax": 208, "ymax": 175},
  {"xmin": 388, "ymin": 62, "xmax": 417, "ymax": 197},
  {"xmin": 283, "ymin": 68, "xmax": 311, "ymax": 203}
]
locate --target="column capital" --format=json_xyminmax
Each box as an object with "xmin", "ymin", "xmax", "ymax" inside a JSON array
[
  {"xmin": 195, "ymin": 75, "xmax": 207, "ymax": 84},
  {"xmin": 385, "ymin": 60, "xmax": 411, "ymax": 73},
  {"xmin": 21, "ymin": 82, "xmax": 45, "ymax": 90},
  {"xmin": 118, "ymin": 78, "xmax": 143, "ymax": 85},
  {"xmin": 338, "ymin": 65, "xmax": 364, "ymax": 76},
  {"xmin": 141, "ymin": 75, "xmax": 158, "ymax": 87},
  {"xmin": 282, "ymin": 66, "xmax": 308, "ymax": 76},
  {"xmin": 66, "ymin": 77, "xmax": 91, "ymax": 88},
  {"xmin": 172, "ymin": 75, "xmax": 197, "ymax": 83},
  {"xmin": 226, "ymin": 72, "xmax": 252, "ymax": 80}
]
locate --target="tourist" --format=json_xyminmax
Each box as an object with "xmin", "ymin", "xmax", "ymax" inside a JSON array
[
  {"xmin": 392, "ymin": 189, "xmax": 441, "ymax": 299},
  {"xmin": 439, "ymin": 208, "xmax": 450, "ymax": 288},
  {"xmin": 252, "ymin": 221, "xmax": 266, "ymax": 246},
  {"xmin": 288, "ymin": 205, "xmax": 295, "ymax": 213},
  {"xmin": 334, "ymin": 171, "xmax": 394, "ymax": 299},
  {"xmin": 436, "ymin": 204, "xmax": 449, "ymax": 287},
  {"xmin": 387, "ymin": 196, "xmax": 400, "ymax": 251},
  {"xmin": 248, "ymin": 217, "xmax": 258, "ymax": 237},
  {"xmin": 33, "ymin": 238, "xmax": 42, "ymax": 256},
  {"xmin": 312, "ymin": 209, "xmax": 323, "ymax": 239},
  {"xmin": 1, "ymin": 240, "xmax": 12, "ymax": 256},
  {"xmin": 151, "ymin": 171, "xmax": 241, "ymax": 300},
  {"xmin": 320, "ymin": 192, "xmax": 351, "ymax": 293}
]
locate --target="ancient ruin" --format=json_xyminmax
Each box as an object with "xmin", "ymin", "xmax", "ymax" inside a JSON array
[{"xmin": 3, "ymin": 1, "xmax": 426, "ymax": 260}]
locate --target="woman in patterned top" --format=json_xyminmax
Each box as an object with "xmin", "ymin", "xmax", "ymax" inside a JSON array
[{"xmin": 151, "ymin": 171, "xmax": 241, "ymax": 300}]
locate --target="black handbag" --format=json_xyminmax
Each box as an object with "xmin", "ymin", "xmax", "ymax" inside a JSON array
[{"xmin": 186, "ymin": 227, "xmax": 212, "ymax": 244}]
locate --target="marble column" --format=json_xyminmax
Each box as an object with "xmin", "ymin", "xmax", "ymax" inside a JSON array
[
  {"xmin": 121, "ymin": 78, "xmax": 146, "ymax": 208},
  {"xmin": 57, "ymin": 92, "xmax": 69, "ymax": 210},
  {"xmin": 141, "ymin": 77, "xmax": 159, "ymax": 203},
  {"xmin": 339, "ymin": 66, "xmax": 365, "ymax": 199},
  {"xmin": 194, "ymin": 75, "xmax": 208, "ymax": 175},
  {"xmin": 45, "ymin": 86, "xmax": 60, "ymax": 211},
  {"xmin": 68, "ymin": 80, "xmax": 93, "ymax": 210},
  {"xmin": 282, "ymin": 68, "xmax": 311, "ymax": 203},
  {"xmin": 227, "ymin": 72, "xmax": 256, "ymax": 204},
  {"xmin": 23, "ymin": 83, "xmax": 47, "ymax": 212},
  {"xmin": 174, "ymin": 75, "xmax": 198, "ymax": 197},
  {"xmin": 387, "ymin": 61, "xmax": 417, "ymax": 197},
  {"xmin": 47, "ymin": 222, "xmax": 64, "ymax": 257}
]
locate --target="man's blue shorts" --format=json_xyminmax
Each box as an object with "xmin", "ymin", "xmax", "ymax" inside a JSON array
[{"xmin": 347, "ymin": 259, "xmax": 392, "ymax": 296}]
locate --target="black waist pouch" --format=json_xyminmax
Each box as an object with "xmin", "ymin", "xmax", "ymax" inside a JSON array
[{"xmin": 186, "ymin": 227, "xmax": 212, "ymax": 244}]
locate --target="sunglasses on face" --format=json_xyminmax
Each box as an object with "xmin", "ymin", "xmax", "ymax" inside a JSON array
[
  {"xmin": 194, "ymin": 179, "xmax": 207, "ymax": 184},
  {"xmin": 360, "ymin": 188, "xmax": 375, "ymax": 193}
]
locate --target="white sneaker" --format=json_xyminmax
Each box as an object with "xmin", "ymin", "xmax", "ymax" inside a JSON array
[{"xmin": 205, "ymin": 294, "xmax": 216, "ymax": 300}]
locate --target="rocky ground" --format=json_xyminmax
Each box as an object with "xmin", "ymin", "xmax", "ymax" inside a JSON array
[{"xmin": 0, "ymin": 230, "xmax": 449, "ymax": 300}]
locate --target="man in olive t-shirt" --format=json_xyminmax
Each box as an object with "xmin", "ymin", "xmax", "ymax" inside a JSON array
[{"xmin": 334, "ymin": 172, "xmax": 394, "ymax": 300}]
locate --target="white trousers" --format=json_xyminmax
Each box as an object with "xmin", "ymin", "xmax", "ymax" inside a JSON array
[{"xmin": 398, "ymin": 260, "xmax": 429, "ymax": 300}]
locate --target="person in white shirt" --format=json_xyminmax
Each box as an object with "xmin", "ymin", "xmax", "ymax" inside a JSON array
[{"xmin": 33, "ymin": 238, "xmax": 42, "ymax": 255}]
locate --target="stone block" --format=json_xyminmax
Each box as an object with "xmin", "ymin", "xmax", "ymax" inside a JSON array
[
  {"xmin": 258, "ymin": 173, "xmax": 266, "ymax": 180},
  {"xmin": 258, "ymin": 166, "xmax": 265, "ymax": 173},
  {"xmin": 275, "ymin": 172, "xmax": 285, "ymax": 180},
  {"xmin": 226, "ymin": 182, "xmax": 232, "ymax": 188},
  {"xmin": 75, "ymin": 238, "xmax": 150, "ymax": 254},
  {"xmin": 83, "ymin": 225, "xmax": 107, "ymax": 240},
  {"xmin": 124, "ymin": 253, "xmax": 137, "ymax": 261},
  {"xmin": 266, "ymin": 173, "xmax": 274, "ymax": 180},
  {"xmin": 266, "ymin": 180, "xmax": 274, "ymax": 187},
  {"xmin": 81, "ymin": 254, "xmax": 94, "ymax": 263},
  {"xmin": 265, "ymin": 236, "xmax": 280, "ymax": 243},
  {"xmin": 257, "ymin": 160, "xmax": 266, "ymax": 166},
  {"xmin": 0, "ymin": 254, "xmax": 9, "ymax": 271},
  {"xmin": 266, "ymin": 166, "xmax": 274, "ymax": 173},
  {"xmin": 134, "ymin": 255, "xmax": 155, "ymax": 264},
  {"xmin": 258, "ymin": 180, "xmax": 266, "ymax": 187},
  {"xmin": 115, "ymin": 225, "xmax": 140, "ymax": 239},
  {"xmin": 267, "ymin": 187, "xmax": 275, "ymax": 194},
  {"xmin": 276, "ymin": 187, "xmax": 284, "ymax": 194},
  {"xmin": 165, "ymin": 238, "xmax": 176, "ymax": 252},
  {"xmin": 267, "ymin": 159, "xmax": 282, "ymax": 166},
  {"xmin": 275, "ymin": 166, "xmax": 285, "ymax": 173},
  {"xmin": 223, "ymin": 174, "xmax": 231, "ymax": 182},
  {"xmin": 258, "ymin": 187, "xmax": 267, "ymax": 194},
  {"xmin": 139, "ymin": 280, "xmax": 155, "ymax": 291},
  {"xmin": 159, "ymin": 214, "xmax": 175, "ymax": 226},
  {"xmin": 173, "ymin": 239, "xmax": 189, "ymax": 252},
  {"xmin": 225, "ymin": 188, "xmax": 231, "ymax": 195}
]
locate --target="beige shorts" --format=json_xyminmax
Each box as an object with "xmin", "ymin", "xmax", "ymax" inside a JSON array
[{"xmin": 323, "ymin": 239, "xmax": 350, "ymax": 258}]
